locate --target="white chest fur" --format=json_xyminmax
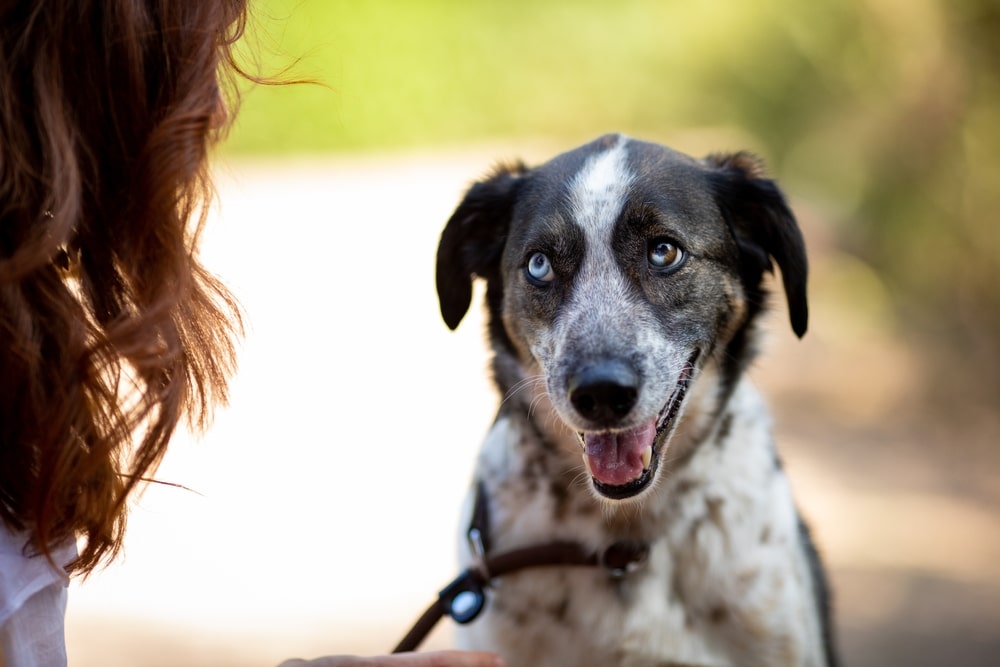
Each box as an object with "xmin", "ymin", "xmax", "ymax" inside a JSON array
[{"xmin": 455, "ymin": 380, "xmax": 826, "ymax": 667}]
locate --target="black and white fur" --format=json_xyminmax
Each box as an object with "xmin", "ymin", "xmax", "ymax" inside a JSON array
[{"xmin": 436, "ymin": 134, "xmax": 836, "ymax": 667}]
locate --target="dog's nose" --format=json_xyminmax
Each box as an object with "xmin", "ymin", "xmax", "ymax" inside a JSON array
[{"xmin": 569, "ymin": 361, "xmax": 639, "ymax": 424}]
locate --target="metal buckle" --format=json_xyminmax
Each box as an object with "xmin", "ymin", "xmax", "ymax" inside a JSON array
[
  {"xmin": 599, "ymin": 541, "xmax": 649, "ymax": 578},
  {"xmin": 440, "ymin": 569, "xmax": 487, "ymax": 624},
  {"xmin": 467, "ymin": 526, "xmax": 491, "ymax": 580}
]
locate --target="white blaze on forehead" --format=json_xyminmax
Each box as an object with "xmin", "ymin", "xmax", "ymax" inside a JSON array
[
  {"xmin": 545, "ymin": 134, "xmax": 646, "ymax": 373},
  {"xmin": 563, "ymin": 135, "xmax": 635, "ymax": 312},
  {"xmin": 567, "ymin": 135, "xmax": 634, "ymax": 247},
  {"xmin": 540, "ymin": 137, "xmax": 690, "ymax": 433}
]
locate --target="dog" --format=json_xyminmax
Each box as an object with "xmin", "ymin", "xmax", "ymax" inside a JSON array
[{"xmin": 435, "ymin": 134, "xmax": 836, "ymax": 667}]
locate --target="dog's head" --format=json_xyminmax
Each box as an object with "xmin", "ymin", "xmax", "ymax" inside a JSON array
[{"xmin": 437, "ymin": 134, "xmax": 807, "ymax": 502}]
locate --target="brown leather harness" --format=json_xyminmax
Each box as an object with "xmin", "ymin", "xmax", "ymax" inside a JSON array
[{"xmin": 392, "ymin": 482, "xmax": 649, "ymax": 653}]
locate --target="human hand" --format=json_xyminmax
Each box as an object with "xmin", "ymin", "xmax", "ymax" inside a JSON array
[{"xmin": 277, "ymin": 650, "xmax": 505, "ymax": 667}]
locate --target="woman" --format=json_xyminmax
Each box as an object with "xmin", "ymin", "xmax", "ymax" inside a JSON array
[{"xmin": 0, "ymin": 2, "xmax": 499, "ymax": 666}]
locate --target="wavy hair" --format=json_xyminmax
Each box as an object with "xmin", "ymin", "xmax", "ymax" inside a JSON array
[{"xmin": 0, "ymin": 0, "xmax": 249, "ymax": 574}]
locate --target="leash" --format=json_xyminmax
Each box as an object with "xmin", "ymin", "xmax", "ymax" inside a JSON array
[{"xmin": 392, "ymin": 483, "xmax": 649, "ymax": 653}]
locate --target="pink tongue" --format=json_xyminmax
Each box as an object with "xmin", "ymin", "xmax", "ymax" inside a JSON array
[{"xmin": 584, "ymin": 421, "xmax": 656, "ymax": 486}]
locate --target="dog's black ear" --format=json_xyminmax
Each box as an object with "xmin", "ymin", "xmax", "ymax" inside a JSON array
[
  {"xmin": 436, "ymin": 161, "xmax": 527, "ymax": 330},
  {"xmin": 705, "ymin": 152, "xmax": 809, "ymax": 338}
]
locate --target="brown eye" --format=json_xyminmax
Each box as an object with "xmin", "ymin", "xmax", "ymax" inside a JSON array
[{"xmin": 647, "ymin": 239, "xmax": 685, "ymax": 272}]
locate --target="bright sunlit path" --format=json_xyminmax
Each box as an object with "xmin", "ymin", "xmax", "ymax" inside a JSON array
[{"xmin": 65, "ymin": 150, "xmax": 516, "ymax": 666}]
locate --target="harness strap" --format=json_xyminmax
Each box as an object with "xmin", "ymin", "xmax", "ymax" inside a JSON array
[
  {"xmin": 392, "ymin": 541, "xmax": 598, "ymax": 653},
  {"xmin": 391, "ymin": 482, "xmax": 649, "ymax": 654}
]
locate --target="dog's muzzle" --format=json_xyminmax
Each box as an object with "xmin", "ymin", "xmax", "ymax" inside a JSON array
[{"xmin": 575, "ymin": 351, "xmax": 700, "ymax": 500}]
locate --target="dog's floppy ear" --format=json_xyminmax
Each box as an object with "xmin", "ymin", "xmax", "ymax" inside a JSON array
[
  {"xmin": 436, "ymin": 161, "xmax": 527, "ymax": 330},
  {"xmin": 705, "ymin": 152, "xmax": 809, "ymax": 338}
]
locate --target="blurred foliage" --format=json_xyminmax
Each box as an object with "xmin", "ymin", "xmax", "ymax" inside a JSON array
[{"xmin": 230, "ymin": 0, "xmax": 1000, "ymax": 409}]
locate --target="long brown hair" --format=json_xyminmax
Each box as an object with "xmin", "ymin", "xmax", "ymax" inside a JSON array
[{"xmin": 0, "ymin": 0, "xmax": 249, "ymax": 574}]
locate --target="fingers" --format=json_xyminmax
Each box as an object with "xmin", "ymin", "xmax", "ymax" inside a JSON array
[
  {"xmin": 277, "ymin": 651, "xmax": 505, "ymax": 667},
  {"xmin": 399, "ymin": 651, "xmax": 505, "ymax": 667}
]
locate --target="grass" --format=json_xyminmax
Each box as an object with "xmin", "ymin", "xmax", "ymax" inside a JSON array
[{"xmin": 226, "ymin": 0, "xmax": 804, "ymax": 156}]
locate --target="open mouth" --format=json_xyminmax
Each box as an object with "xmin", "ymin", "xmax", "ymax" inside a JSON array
[{"xmin": 579, "ymin": 351, "xmax": 700, "ymax": 500}]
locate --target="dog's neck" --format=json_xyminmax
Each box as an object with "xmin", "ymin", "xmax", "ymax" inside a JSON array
[{"xmin": 491, "ymin": 354, "xmax": 738, "ymax": 537}]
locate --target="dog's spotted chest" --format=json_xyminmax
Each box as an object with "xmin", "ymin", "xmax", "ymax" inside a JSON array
[
  {"xmin": 437, "ymin": 134, "xmax": 837, "ymax": 666},
  {"xmin": 459, "ymin": 381, "xmax": 824, "ymax": 667}
]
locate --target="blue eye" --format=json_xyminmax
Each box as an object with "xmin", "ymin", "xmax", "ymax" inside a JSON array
[
  {"xmin": 647, "ymin": 240, "xmax": 685, "ymax": 272},
  {"xmin": 526, "ymin": 252, "xmax": 555, "ymax": 284}
]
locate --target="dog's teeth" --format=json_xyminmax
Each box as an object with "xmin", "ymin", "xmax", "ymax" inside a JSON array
[
  {"xmin": 582, "ymin": 453, "xmax": 594, "ymax": 477},
  {"xmin": 577, "ymin": 432, "xmax": 587, "ymax": 450},
  {"xmin": 641, "ymin": 445, "xmax": 652, "ymax": 470}
]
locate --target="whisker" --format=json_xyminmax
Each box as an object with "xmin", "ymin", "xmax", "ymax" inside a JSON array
[
  {"xmin": 501, "ymin": 374, "xmax": 546, "ymax": 407},
  {"xmin": 527, "ymin": 389, "xmax": 549, "ymax": 420}
]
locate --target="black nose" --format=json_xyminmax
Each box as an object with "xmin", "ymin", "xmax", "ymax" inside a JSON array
[{"xmin": 568, "ymin": 361, "xmax": 639, "ymax": 424}]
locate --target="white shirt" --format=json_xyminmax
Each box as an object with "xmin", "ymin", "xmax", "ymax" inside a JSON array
[{"xmin": 0, "ymin": 527, "xmax": 76, "ymax": 667}]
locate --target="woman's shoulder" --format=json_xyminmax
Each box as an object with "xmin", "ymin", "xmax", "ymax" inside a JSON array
[{"xmin": 0, "ymin": 525, "xmax": 75, "ymax": 625}]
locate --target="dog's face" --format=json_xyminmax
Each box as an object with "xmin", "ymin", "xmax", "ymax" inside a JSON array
[{"xmin": 437, "ymin": 134, "xmax": 807, "ymax": 503}]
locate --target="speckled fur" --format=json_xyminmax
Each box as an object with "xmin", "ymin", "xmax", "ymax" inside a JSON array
[{"xmin": 436, "ymin": 135, "xmax": 837, "ymax": 667}]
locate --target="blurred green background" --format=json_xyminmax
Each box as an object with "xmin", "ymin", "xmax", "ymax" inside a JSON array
[
  {"xmin": 230, "ymin": 0, "xmax": 999, "ymax": 414},
  {"xmin": 219, "ymin": 1, "xmax": 999, "ymax": 665}
]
